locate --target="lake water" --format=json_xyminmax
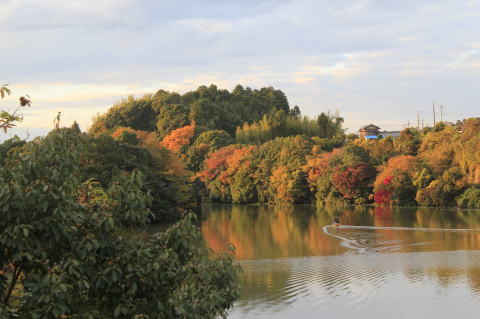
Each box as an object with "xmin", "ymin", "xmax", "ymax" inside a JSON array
[{"xmin": 200, "ymin": 205, "xmax": 480, "ymax": 319}]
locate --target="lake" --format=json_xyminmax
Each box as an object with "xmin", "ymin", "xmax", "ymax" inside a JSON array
[{"xmin": 200, "ymin": 204, "xmax": 480, "ymax": 319}]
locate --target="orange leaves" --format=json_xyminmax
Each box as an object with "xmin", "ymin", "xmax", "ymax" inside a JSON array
[
  {"xmin": 374, "ymin": 155, "xmax": 419, "ymax": 190},
  {"xmin": 199, "ymin": 145, "xmax": 255, "ymax": 182},
  {"xmin": 205, "ymin": 145, "xmax": 239, "ymax": 171},
  {"xmin": 161, "ymin": 124, "xmax": 195, "ymax": 152},
  {"xmin": 303, "ymin": 152, "xmax": 332, "ymax": 186},
  {"xmin": 226, "ymin": 146, "xmax": 255, "ymax": 171}
]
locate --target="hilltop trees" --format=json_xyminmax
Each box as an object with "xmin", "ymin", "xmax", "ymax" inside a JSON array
[
  {"xmin": 316, "ymin": 111, "xmax": 344, "ymax": 139},
  {"xmin": 235, "ymin": 110, "xmax": 344, "ymax": 145},
  {"xmin": 90, "ymin": 95, "xmax": 157, "ymax": 133},
  {"xmin": 86, "ymin": 83, "xmax": 478, "ymax": 209},
  {"xmin": 91, "ymin": 84, "xmax": 292, "ymax": 139}
]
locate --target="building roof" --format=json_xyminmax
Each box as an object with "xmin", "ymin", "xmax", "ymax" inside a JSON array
[{"xmin": 359, "ymin": 123, "xmax": 381, "ymax": 131}]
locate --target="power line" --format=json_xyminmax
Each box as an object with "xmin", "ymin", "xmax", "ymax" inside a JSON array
[{"xmin": 440, "ymin": 105, "xmax": 446, "ymax": 122}]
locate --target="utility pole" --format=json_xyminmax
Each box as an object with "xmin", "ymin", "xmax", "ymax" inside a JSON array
[
  {"xmin": 440, "ymin": 105, "xmax": 446, "ymax": 122},
  {"xmin": 416, "ymin": 111, "xmax": 421, "ymax": 129},
  {"xmin": 433, "ymin": 100, "xmax": 436, "ymax": 126}
]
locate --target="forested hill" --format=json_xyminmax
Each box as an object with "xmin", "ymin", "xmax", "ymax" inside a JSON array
[
  {"xmin": 90, "ymin": 84, "xmax": 297, "ymax": 138},
  {"xmin": 87, "ymin": 84, "xmax": 480, "ymax": 212}
]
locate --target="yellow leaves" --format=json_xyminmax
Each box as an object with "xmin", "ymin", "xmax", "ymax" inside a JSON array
[{"xmin": 270, "ymin": 166, "xmax": 292, "ymax": 202}]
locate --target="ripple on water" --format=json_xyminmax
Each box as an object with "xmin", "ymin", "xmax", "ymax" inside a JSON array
[{"xmin": 230, "ymin": 245, "xmax": 480, "ymax": 319}]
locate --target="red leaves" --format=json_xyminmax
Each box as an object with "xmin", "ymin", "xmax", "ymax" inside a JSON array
[
  {"xmin": 383, "ymin": 176, "xmax": 392, "ymax": 185},
  {"xmin": 331, "ymin": 164, "xmax": 375, "ymax": 199},
  {"xmin": 198, "ymin": 145, "xmax": 256, "ymax": 182},
  {"xmin": 374, "ymin": 190, "xmax": 392, "ymax": 205}
]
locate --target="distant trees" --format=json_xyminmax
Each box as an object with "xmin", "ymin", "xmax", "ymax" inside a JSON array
[
  {"xmin": 373, "ymin": 155, "xmax": 420, "ymax": 206},
  {"xmin": 236, "ymin": 110, "xmax": 344, "ymax": 145},
  {"xmin": 90, "ymin": 95, "xmax": 157, "ymax": 133},
  {"xmin": 87, "ymin": 83, "xmax": 479, "ymax": 209},
  {"xmin": 394, "ymin": 128, "xmax": 420, "ymax": 156},
  {"xmin": 198, "ymin": 136, "xmax": 313, "ymax": 204},
  {"xmin": 199, "ymin": 119, "xmax": 479, "ymax": 208},
  {"xmin": 186, "ymin": 129, "xmax": 233, "ymax": 171},
  {"xmin": 91, "ymin": 84, "xmax": 292, "ymax": 139},
  {"xmin": 302, "ymin": 146, "xmax": 376, "ymax": 205},
  {"xmin": 316, "ymin": 111, "xmax": 344, "ymax": 139}
]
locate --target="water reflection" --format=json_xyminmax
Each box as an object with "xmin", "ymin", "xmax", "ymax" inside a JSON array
[
  {"xmin": 201, "ymin": 205, "xmax": 480, "ymax": 319},
  {"xmin": 202, "ymin": 205, "xmax": 480, "ymax": 259}
]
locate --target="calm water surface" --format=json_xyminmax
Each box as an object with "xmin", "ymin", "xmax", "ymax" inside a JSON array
[{"xmin": 201, "ymin": 205, "xmax": 480, "ymax": 319}]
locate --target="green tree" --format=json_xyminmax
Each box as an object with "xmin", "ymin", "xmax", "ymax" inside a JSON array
[
  {"xmin": 394, "ymin": 128, "xmax": 420, "ymax": 156},
  {"xmin": 186, "ymin": 129, "xmax": 233, "ymax": 171},
  {"xmin": 90, "ymin": 95, "xmax": 157, "ymax": 134},
  {"xmin": 0, "ymin": 128, "xmax": 240, "ymax": 318},
  {"xmin": 316, "ymin": 111, "xmax": 344, "ymax": 139},
  {"xmin": 119, "ymin": 130, "xmax": 140, "ymax": 145},
  {"xmin": 81, "ymin": 131, "xmax": 192, "ymax": 222},
  {"xmin": 457, "ymin": 186, "xmax": 480, "ymax": 209},
  {"xmin": 0, "ymin": 136, "xmax": 25, "ymax": 165}
]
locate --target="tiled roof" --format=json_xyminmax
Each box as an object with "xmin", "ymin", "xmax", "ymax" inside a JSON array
[{"xmin": 359, "ymin": 123, "xmax": 380, "ymax": 130}]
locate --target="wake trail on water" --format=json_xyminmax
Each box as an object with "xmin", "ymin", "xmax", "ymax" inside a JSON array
[
  {"xmin": 327, "ymin": 225, "xmax": 480, "ymax": 232},
  {"xmin": 322, "ymin": 225, "xmax": 480, "ymax": 253}
]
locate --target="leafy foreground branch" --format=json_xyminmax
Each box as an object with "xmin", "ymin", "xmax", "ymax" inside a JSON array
[
  {"xmin": 0, "ymin": 128, "xmax": 240, "ymax": 318},
  {"xmin": 0, "ymin": 84, "xmax": 31, "ymax": 133}
]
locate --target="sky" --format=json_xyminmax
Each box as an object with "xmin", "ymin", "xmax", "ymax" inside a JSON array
[{"xmin": 1, "ymin": 0, "xmax": 479, "ymax": 140}]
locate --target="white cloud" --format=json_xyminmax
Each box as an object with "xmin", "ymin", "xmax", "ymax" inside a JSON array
[{"xmin": 0, "ymin": 0, "xmax": 479, "ymax": 138}]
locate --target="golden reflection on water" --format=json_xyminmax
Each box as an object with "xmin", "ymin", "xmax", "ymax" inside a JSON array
[
  {"xmin": 201, "ymin": 205, "xmax": 480, "ymax": 319},
  {"xmin": 201, "ymin": 205, "xmax": 480, "ymax": 259}
]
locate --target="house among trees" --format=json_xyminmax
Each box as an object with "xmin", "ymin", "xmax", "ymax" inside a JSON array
[{"xmin": 359, "ymin": 124, "xmax": 380, "ymax": 139}]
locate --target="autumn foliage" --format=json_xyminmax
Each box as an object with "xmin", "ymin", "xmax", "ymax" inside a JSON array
[
  {"xmin": 82, "ymin": 83, "xmax": 479, "ymax": 208},
  {"xmin": 161, "ymin": 124, "xmax": 196, "ymax": 152}
]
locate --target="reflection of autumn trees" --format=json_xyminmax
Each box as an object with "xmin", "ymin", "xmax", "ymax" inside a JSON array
[
  {"xmin": 202, "ymin": 205, "xmax": 350, "ymax": 259},
  {"xmin": 202, "ymin": 205, "xmax": 480, "ymax": 260},
  {"xmin": 200, "ymin": 205, "xmax": 480, "ymax": 305}
]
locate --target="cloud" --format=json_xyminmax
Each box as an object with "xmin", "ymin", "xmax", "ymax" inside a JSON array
[{"xmin": 1, "ymin": 0, "xmax": 479, "ymax": 140}]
